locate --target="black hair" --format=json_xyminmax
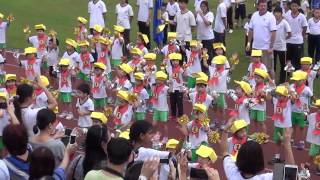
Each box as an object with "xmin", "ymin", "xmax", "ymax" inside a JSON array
[
  {"xmin": 107, "ymin": 138, "xmax": 133, "ymax": 165},
  {"xmin": 3, "ymin": 124, "xmax": 28, "ymax": 156},
  {"xmin": 83, "ymin": 125, "xmax": 109, "ymax": 175},
  {"xmin": 200, "ymin": 0, "xmax": 209, "ymax": 12},
  {"xmin": 33, "ymin": 108, "xmax": 56, "ymax": 134},
  {"xmin": 178, "ymin": 0, "xmax": 188, "ymax": 3},
  {"xmin": 49, "ymin": 38, "xmax": 59, "ymax": 46},
  {"xmin": 257, "ymin": 0, "xmax": 267, "ymax": 5},
  {"xmin": 77, "ymin": 83, "xmax": 91, "ymax": 95},
  {"xmin": 273, "ymin": 6, "xmax": 283, "ymax": 13},
  {"xmin": 162, "ymin": 2, "xmax": 167, "ymax": 7},
  {"xmin": 29, "ymin": 147, "xmax": 55, "ymax": 180},
  {"xmin": 129, "ymin": 121, "xmax": 153, "ymax": 144},
  {"xmin": 236, "ymin": 141, "xmax": 265, "ymax": 176},
  {"xmin": 124, "ymin": 161, "xmax": 143, "ymax": 180},
  {"xmin": 13, "ymin": 83, "xmax": 34, "ymax": 124},
  {"xmin": 290, "ymin": 0, "xmax": 300, "ymax": 6}
]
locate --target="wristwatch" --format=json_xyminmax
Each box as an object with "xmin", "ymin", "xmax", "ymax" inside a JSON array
[{"xmin": 138, "ymin": 175, "xmax": 147, "ymax": 180}]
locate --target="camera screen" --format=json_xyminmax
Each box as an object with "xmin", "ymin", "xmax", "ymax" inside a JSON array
[{"xmin": 284, "ymin": 166, "xmax": 297, "ymax": 180}]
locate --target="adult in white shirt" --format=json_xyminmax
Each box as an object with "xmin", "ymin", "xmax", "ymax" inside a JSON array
[
  {"xmin": 247, "ymin": 0, "xmax": 277, "ymax": 79},
  {"xmin": 174, "ymin": 0, "xmax": 196, "ymax": 42},
  {"xmin": 214, "ymin": 0, "xmax": 228, "ymax": 44},
  {"xmin": 137, "ymin": 0, "xmax": 153, "ymax": 49},
  {"xmin": 166, "ymin": 0, "xmax": 180, "ymax": 31},
  {"xmin": 116, "ymin": 0, "xmax": 134, "ymax": 55},
  {"xmin": 282, "ymin": 0, "xmax": 292, "ymax": 19},
  {"xmin": 88, "ymin": 0, "xmax": 107, "ymax": 33},
  {"xmin": 285, "ymin": 0, "xmax": 308, "ymax": 70},
  {"xmin": 307, "ymin": 8, "xmax": 320, "ymax": 63},
  {"xmin": 194, "ymin": 0, "xmax": 204, "ymax": 12},
  {"xmin": 220, "ymin": 118, "xmax": 296, "ymax": 180},
  {"xmin": 196, "ymin": 1, "xmax": 214, "ymax": 70},
  {"xmin": 224, "ymin": 0, "xmax": 234, "ymax": 33}
]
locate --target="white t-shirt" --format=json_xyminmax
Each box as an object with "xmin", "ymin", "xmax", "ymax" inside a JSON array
[
  {"xmin": 62, "ymin": 51, "xmax": 80, "ymax": 68},
  {"xmin": 194, "ymin": 0, "xmax": 204, "ymax": 12},
  {"xmin": 115, "ymin": 78, "xmax": 132, "ymax": 91},
  {"xmin": 21, "ymin": 59, "xmax": 42, "ymax": 81},
  {"xmin": 247, "ymin": 62, "xmax": 267, "ymax": 85},
  {"xmin": 308, "ymin": 18, "xmax": 320, "ymax": 35},
  {"xmin": 28, "ymin": 36, "xmax": 49, "ymax": 58},
  {"xmin": 306, "ymin": 113, "xmax": 320, "ymax": 145},
  {"xmin": 166, "ymin": 2, "xmax": 180, "ymax": 17},
  {"xmin": 214, "ymin": 2, "xmax": 227, "ymax": 33},
  {"xmin": 47, "ymin": 48, "xmax": 59, "ymax": 66},
  {"xmin": 91, "ymin": 75, "xmax": 107, "ymax": 99},
  {"xmin": 174, "ymin": 11, "xmax": 196, "ymax": 41},
  {"xmin": 34, "ymin": 91, "xmax": 48, "ymax": 108},
  {"xmin": 58, "ymin": 71, "xmax": 72, "ymax": 93},
  {"xmin": 307, "ymin": 70, "xmax": 317, "ymax": 93},
  {"xmin": 251, "ymin": 85, "xmax": 266, "ymax": 111},
  {"xmin": 274, "ymin": 19, "xmax": 291, "ymax": 51},
  {"xmin": 223, "ymin": 155, "xmax": 273, "ymax": 180},
  {"xmin": 137, "ymin": 0, "xmax": 153, "ymax": 22},
  {"xmin": 168, "ymin": 66, "xmax": 184, "ymax": 91},
  {"xmin": 185, "ymin": 50, "xmax": 202, "ymax": 76},
  {"xmin": 21, "ymin": 106, "xmax": 44, "ymax": 137},
  {"xmin": 283, "ymin": 9, "xmax": 291, "ymax": 20},
  {"xmin": 249, "ymin": 11, "xmax": 277, "ymax": 50},
  {"xmin": 77, "ymin": 53, "xmax": 94, "ymax": 74},
  {"xmin": 189, "ymin": 92, "xmax": 213, "ymax": 109},
  {"xmin": 143, "ymin": 65, "xmax": 157, "ymax": 87},
  {"xmin": 135, "ymin": 147, "xmax": 170, "ymax": 161},
  {"xmin": 286, "ymin": 13, "xmax": 308, "ymax": 44},
  {"xmin": 113, "ymin": 105, "xmax": 133, "ymax": 125},
  {"xmin": 187, "ymin": 121, "xmax": 208, "ymax": 149},
  {"xmin": 152, "ymin": 85, "xmax": 169, "ymax": 111},
  {"xmin": 76, "ymin": 98, "xmax": 94, "ymax": 127},
  {"xmin": 208, "ymin": 67, "xmax": 229, "ymax": 93},
  {"xmin": 301, "ymin": 0, "xmax": 309, "ymax": 17},
  {"xmin": 88, "ymin": 0, "xmax": 107, "ymax": 28},
  {"xmin": 116, "ymin": 3, "xmax": 134, "ymax": 29},
  {"xmin": 272, "ymin": 97, "xmax": 292, "ymax": 128},
  {"xmin": 196, "ymin": 12, "xmax": 215, "ymax": 40},
  {"xmin": 0, "ymin": 160, "xmax": 9, "ymax": 180},
  {"xmin": 0, "ymin": 22, "xmax": 8, "ymax": 43},
  {"xmin": 0, "ymin": 110, "xmax": 9, "ymax": 136},
  {"xmin": 289, "ymin": 84, "xmax": 313, "ymax": 113},
  {"xmin": 130, "ymin": 87, "xmax": 149, "ymax": 112},
  {"xmin": 111, "ymin": 36, "xmax": 124, "ymax": 60},
  {"xmin": 230, "ymin": 96, "xmax": 250, "ymax": 124}
]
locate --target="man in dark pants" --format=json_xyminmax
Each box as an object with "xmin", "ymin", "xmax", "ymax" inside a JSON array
[{"xmin": 137, "ymin": 0, "xmax": 153, "ymax": 49}]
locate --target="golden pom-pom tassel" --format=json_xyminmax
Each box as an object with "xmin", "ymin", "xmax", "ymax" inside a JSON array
[
  {"xmin": 178, "ymin": 114, "xmax": 190, "ymax": 126},
  {"xmin": 208, "ymin": 130, "xmax": 220, "ymax": 144},
  {"xmin": 20, "ymin": 78, "xmax": 31, "ymax": 85},
  {"xmin": 7, "ymin": 14, "xmax": 15, "ymax": 22},
  {"xmin": 314, "ymin": 155, "xmax": 320, "ymax": 166},
  {"xmin": 104, "ymin": 107, "xmax": 113, "ymax": 117},
  {"xmin": 201, "ymin": 118, "xmax": 210, "ymax": 126},
  {"xmin": 254, "ymin": 132, "xmax": 268, "ymax": 144}
]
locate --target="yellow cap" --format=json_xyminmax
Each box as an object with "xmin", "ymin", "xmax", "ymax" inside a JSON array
[
  {"xmin": 234, "ymin": 80, "xmax": 252, "ymax": 95},
  {"xmin": 59, "ymin": 58, "xmax": 70, "ymax": 66},
  {"xmin": 290, "ymin": 70, "xmax": 308, "ymax": 81},
  {"xmin": 5, "ymin": 74, "xmax": 16, "ymax": 81},
  {"xmin": 78, "ymin": 40, "xmax": 89, "ymax": 47},
  {"xmin": 24, "ymin": 47, "xmax": 37, "ymax": 54},
  {"xmin": 157, "ymin": 24, "xmax": 166, "ymax": 33},
  {"xmin": 99, "ymin": 37, "xmax": 111, "ymax": 45},
  {"xmin": 213, "ymin": 43, "xmax": 226, "ymax": 51},
  {"xmin": 195, "ymin": 145, "xmax": 217, "ymax": 162},
  {"xmin": 194, "ymin": 72, "xmax": 208, "ymax": 79},
  {"xmin": 193, "ymin": 103, "xmax": 207, "ymax": 113},
  {"xmin": 254, "ymin": 68, "xmax": 269, "ymax": 79},
  {"xmin": 230, "ymin": 119, "xmax": 248, "ymax": 134},
  {"xmin": 134, "ymin": 72, "xmax": 145, "ymax": 80},
  {"xmin": 212, "ymin": 55, "xmax": 227, "ymax": 65},
  {"xmin": 155, "ymin": 71, "xmax": 168, "ymax": 80},
  {"xmin": 300, "ymin": 57, "xmax": 312, "ymax": 65},
  {"xmin": 93, "ymin": 62, "xmax": 106, "ymax": 70},
  {"xmin": 117, "ymin": 90, "xmax": 130, "ymax": 101},
  {"xmin": 251, "ymin": 49, "xmax": 262, "ymax": 57},
  {"xmin": 114, "ymin": 25, "xmax": 125, "ymax": 33},
  {"xmin": 0, "ymin": 13, "xmax": 4, "ymax": 19},
  {"xmin": 130, "ymin": 48, "xmax": 143, "ymax": 56},
  {"xmin": 119, "ymin": 129, "xmax": 130, "ymax": 140},
  {"xmin": 119, "ymin": 63, "xmax": 134, "ymax": 74},
  {"xmin": 168, "ymin": 53, "xmax": 182, "ymax": 61},
  {"xmin": 0, "ymin": 92, "xmax": 7, "ymax": 100},
  {"xmin": 166, "ymin": 139, "xmax": 179, "ymax": 149},
  {"xmin": 190, "ymin": 40, "xmax": 198, "ymax": 47},
  {"xmin": 34, "ymin": 24, "xmax": 46, "ymax": 30},
  {"xmin": 65, "ymin": 38, "xmax": 77, "ymax": 48},
  {"xmin": 314, "ymin": 99, "xmax": 320, "ymax": 107},
  {"xmin": 140, "ymin": 34, "xmax": 149, "ymax": 44},
  {"xmin": 275, "ymin": 85, "xmax": 289, "ymax": 97},
  {"xmin": 77, "ymin": 16, "xmax": 88, "ymax": 24},
  {"xmin": 168, "ymin": 32, "xmax": 177, "ymax": 39},
  {"xmin": 40, "ymin": 76, "xmax": 49, "ymax": 87},
  {"xmin": 144, "ymin": 53, "xmax": 157, "ymax": 60},
  {"xmin": 91, "ymin": 112, "xmax": 108, "ymax": 124},
  {"xmin": 93, "ymin": 24, "xmax": 103, "ymax": 33},
  {"xmin": 196, "ymin": 76, "xmax": 208, "ymax": 85}
]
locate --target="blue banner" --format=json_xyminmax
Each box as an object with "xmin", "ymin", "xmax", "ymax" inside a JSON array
[
  {"xmin": 312, "ymin": 0, "xmax": 320, "ymax": 9},
  {"xmin": 153, "ymin": 0, "xmax": 164, "ymax": 46}
]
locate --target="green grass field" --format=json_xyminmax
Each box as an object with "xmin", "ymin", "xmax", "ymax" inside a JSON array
[{"xmin": 1, "ymin": 0, "xmax": 319, "ymax": 96}]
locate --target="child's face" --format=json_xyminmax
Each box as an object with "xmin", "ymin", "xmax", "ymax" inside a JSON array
[
  {"xmin": 198, "ymin": 156, "xmax": 211, "ymax": 166},
  {"xmin": 136, "ymin": 37, "xmax": 143, "ymax": 44},
  {"xmin": 132, "ymin": 54, "xmax": 140, "ymax": 59},
  {"xmin": 6, "ymin": 80, "xmax": 15, "ymax": 87},
  {"xmin": 314, "ymin": 9, "xmax": 320, "ymax": 19},
  {"xmin": 216, "ymin": 64, "xmax": 224, "ymax": 69},
  {"xmin": 215, "ymin": 48, "xmax": 223, "ymax": 55},
  {"xmin": 60, "ymin": 66, "xmax": 68, "ymax": 71},
  {"xmin": 273, "ymin": 12, "xmax": 282, "ymax": 20},
  {"xmin": 301, "ymin": 64, "xmax": 310, "ymax": 70},
  {"xmin": 48, "ymin": 41, "xmax": 54, "ymax": 49},
  {"xmin": 66, "ymin": 45, "xmax": 74, "ymax": 51},
  {"xmin": 277, "ymin": 94, "xmax": 287, "ymax": 100},
  {"xmin": 194, "ymin": 110, "xmax": 205, "ymax": 120},
  {"xmin": 101, "ymin": 43, "xmax": 108, "ymax": 50},
  {"xmin": 236, "ymin": 86, "xmax": 245, "ymax": 96},
  {"xmin": 166, "ymin": 148, "xmax": 176, "ymax": 154},
  {"xmin": 191, "ymin": 46, "xmax": 197, "ymax": 51},
  {"xmin": 236, "ymin": 128, "xmax": 247, "ymax": 139},
  {"xmin": 117, "ymin": 68, "xmax": 126, "ymax": 77},
  {"xmin": 135, "ymin": 79, "xmax": 142, "ymax": 85},
  {"xmin": 76, "ymin": 90, "xmax": 87, "ymax": 99},
  {"xmin": 254, "ymin": 75, "xmax": 264, "ymax": 83},
  {"xmin": 93, "ymin": 30, "xmax": 100, "ymax": 36},
  {"xmin": 172, "ymin": 60, "xmax": 179, "ymax": 66},
  {"xmin": 178, "ymin": 2, "xmax": 187, "ymax": 10},
  {"xmin": 78, "ymin": 22, "xmax": 84, "ymax": 27},
  {"xmin": 92, "ymin": 119, "xmax": 102, "ymax": 126},
  {"xmin": 294, "ymin": 80, "xmax": 304, "ymax": 86},
  {"xmin": 26, "ymin": 53, "xmax": 35, "ymax": 59},
  {"xmin": 251, "ymin": 56, "xmax": 261, "ymax": 63},
  {"xmin": 200, "ymin": 3, "xmax": 207, "ymax": 12},
  {"xmin": 94, "ymin": 68, "xmax": 103, "ymax": 75},
  {"xmin": 0, "ymin": 97, "xmax": 6, "ymax": 103},
  {"xmin": 283, "ymin": 2, "xmax": 288, "ymax": 9},
  {"xmin": 80, "ymin": 46, "xmax": 88, "ymax": 53},
  {"xmin": 146, "ymin": 59, "xmax": 154, "ymax": 65},
  {"xmin": 196, "ymin": 83, "xmax": 206, "ymax": 93},
  {"xmin": 291, "ymin": 3, "xmax": 300, "ymax": 13},
  {"xmin": 156, "ymin": 79, "xmax": 165, "ymax": 85},
  {"xmin": 36, "ymin": 30, "xmax": 45, "ymax": 36},
  {"xmin": 142, "ymin": 130, "xmax": 153, "ymax": 146}
]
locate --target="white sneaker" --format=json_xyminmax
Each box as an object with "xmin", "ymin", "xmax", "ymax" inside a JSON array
[
  {"xmin": 66, "ymin": 113, "xmax": 74, "ymax": 120},
  {"xmin": 58, "ymin": 112, "xmax": 67, "ymax": 118},
  {"xmin": 228, "ymin": 29, "xmax": 233, "ymax": 33}
]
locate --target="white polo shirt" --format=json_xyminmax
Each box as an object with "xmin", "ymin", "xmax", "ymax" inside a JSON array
[
  {"xmin": 272, "ymin": 97, "xmax": 292, "ymax": 128},
  {"xmin": 0, "ymin": 22, "xmax": 8, "ymax": 44},
  {"xmin": 308, "ymin": 18, "xmax": 320, "ymax": 35},
  {"xmin": 21, "ymin": 59, "xmax": 42, "ymax": 81},
  {"xmin": 137, "ymin": 0, "xmax": 153, "ymax": 22},
  {"xmin": 196, "ymin": 12, "xmax": 215, "ymax": 40},
  {"xmin": 249, "ymin": 11, "xmax": 277, "ymax": 50},
  {"xmin": 286, "ymin": 13, "xmax": 308, "ymax": 44},
  {"xmin": 166, "ymin": 2, "xmax": 180, "ymax": 17},
  {"xmin": 214, "ymin": 2, "xmax": 227, "ymax": 33},
  {"xmin": 116, "ymin": 3, "xmax": 134, "ymax": 29},
  {"xmin": 274, "ymin": 19, "xmax": 291, "ymax": 51},
  {"xmin": 76, "ymin": 98, "xmax": 94, "ymax": 127},
  {"xmin": 58, "ymin": 71, "xmax": 72, "ymax": 93},
  {"xmin": 76, "ymin": 53, "xmax": 94, "ymax": 74},
  {"xmin": 185, "ymin": 50, "xmax": 202, "ymax": 76},
  {"xmin": 62, "ymin": 51, "xmax": 80, "ymax": 67},
  {"xmin": 208, "ymin": 67, "xmax": 229, "ymax": 93},
  {"xmin": 289, "ymin": 84, "xmax": 313, "ymax": 113},
  {"xmin": 174, "ymin": 11, "xmax": 196, "ymax": 41},
  {"xmin": 111, "ymin": 36, "xmax": 124, "ymax": 60},
  {"xmin": 88, "ymin": 0, "xmax": 107, "ymax": 28},
  {"xmin": 152, "ymin": 85, "xmax": 169, "ymax": 111},
  {"xmin": 306, "ymin": 113, "xmax": 320, "ymax": 145},
  {"xmin": 113, "ymin": 105, "xmax": 133, "ymax": 125},
  {"xmin": 130, "ymin": 87, "xmax": 149, "ymax": 113},
  {"xmin": 187, "ymin": 121, "xmax": 208, "ymax": 149}
]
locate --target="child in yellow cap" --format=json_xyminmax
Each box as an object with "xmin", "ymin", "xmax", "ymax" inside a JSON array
[
  {"xmin": 75, "ymin": 16, "xmax": 88, "ymax": 42},
  {"xmin": 62, "ymin": 38, "xmax": 79, "ymax": 68},
  {"xmin": 195, "ymin": 145, "xmax": 217, "ymax": 167},
  {"xmin": 88, "ymin": 24, "xmax": 104, "ymax": 60},
  {"xmin": 4, "ymin": 74, "xmax": 17, "ymax": 98},
  {"xmin": 300, "ymin": 57, "xmax": 319, "ymax": 93},
  {"xmin": 77, "ymin": 40, "xmax": 94, "ymax": 82},
  {"xmin": 76, "ymin": 83, "xmax": 94, "ymax": 128},
  {"xmin": 127, "ymin": 33, "xmax": 148, "ymax": 56},
  {"xmin": 46, "ymin": 34, "xmax": 59, "ymax": 86},
  {"xmin": 306, "ymin": 99, "xmax": 320, "ymax": 173},
  {"xmin": 142, "ymin": 53, "xmax": 157, "ymax": 93},
  {"xmin": 33, "ymin": 75, "xmax": 50, "ymax": 108},
  {"xmin": 113, "ymin": 90, "xmax": 133, "ymax": 130},
  {"xmin": 111, "ymin": 25, "xmax": 125, "ymax": 68},
  {"xmin": 131, "ymin": 72, "xmax": 149, "ymax": 121},
  {"xmin": 289, "ymin": 70, "xmax": 313, "ymax": 150},
  {"xmin": 161, "ymin": 32, "xmax": 180, "ymax": 71},
  {"xmin": 128, "ymin": 48, "xmax": 143, "ymax": 83},
  {"xmin": 114, "ymin": 63, "xmax": 133, "ymax": 91},
  {"xmin": 247, "ymin": 50, "xmax": 268, "ymax": 85},
  {"xmin": 0, "ymin": 12, "xmax": 10, "ymax": 56},
  {"xmin": 91, "ymin": 111, "xmax": 108, "ymax": 125},
  {"xmin": 57, "ymin": 58, "xmax": 73, "ymax": 120},
  {"xmin": 91, "ymin": 62, "xmax": 108, "ymax": 111},
  {"xmin": 227, "ymin": 119, "xmax": 248, "ymax": 159},
  {"xmin": 97, "ymin": 37, "xmax": 112, "ymax": 80},
  {"xmin": 188, "ymin": 74, "xmax": 213, "ymax": 110},
  {"xmin": 27, "ymin": 24, "xmax": 49, "ymax": 59},
  {"xmin": 185, "ymin": 40, "xmax": 202, "ymax": 88},
  {"xmin": 212, "ymin": 43, "xmax": 230, "ymax": 69},
  {"xmin": 20, "ymin": 47, "xmax": 42, "ymax": 81}
]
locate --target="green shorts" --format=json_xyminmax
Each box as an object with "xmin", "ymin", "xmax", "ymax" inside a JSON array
[
  {"xmin": 250, "ymin": 110, "xmax": 266, "ymax": 122},
  {"xmin": 115, "ymin": 124, "xmax": 123, "ymax": 130},
  {"xmin": 0, "ymin": 74, "xmax": 5, "ymax": 84},
  {"xmin": 0, "ymin": 136, "xmax": 3, "ymax": 150},
  {"xmin": 59, "ymin": 92, "xmax": 72, "ymax": 103},
  {"xmin": 191, "ymin": 142, "xmax": 209, "ymax": 161},
  {"xmin": 187, "ymin": 76, "xmax": 196, "ymax": 88},
  {"xmin": 77, "ymin": 72, "xmax": 90, "ymax": 81},
  {"xmin": 0, "ymin": 43, "xmax": 6, "ymax": 49},
  {"xmin": 111, "ymin": 59, "xmax": 121, "ymax": 68},
  {"xmin": 292, "ymin": 112, "xmax": 306, "ymax": 128},
  {"xmin": 309, "ymin": 143, "xmax": 320, "ymax": 157},
  {"xmin": 273, "ymin": 127, "xmax": 284, "ymax": 143},
  {"xmin": 94, "ymin": 98, "xmax": 106, "ymax": 109},
  {"xmin": 216, "ymin": 93, "xmax": 226, "ymax": 109},
  {"xmin": 42, "ymin": 61, "xmax": 48, "ymax": 69},
  {"xmin": 153, "ymin": 110, "xmax": 168, "ymax": 122},
  {"xmin": 135, "ymin": 112, "xmax": 146, "ymax": 121}
]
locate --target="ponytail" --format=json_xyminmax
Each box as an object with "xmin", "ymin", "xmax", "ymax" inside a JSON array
[
  {"xmin": 13, "ymin": 96, "xmax": 22, "ymax": 124},
  {"xmin": 13, "ymin": 84, "xmax": 34, "ymax": 124}
]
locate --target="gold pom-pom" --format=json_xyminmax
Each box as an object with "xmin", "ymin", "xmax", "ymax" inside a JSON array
[
  {"xmin": 50, "ymin": 90, "xmax": 59, "ymax": 98},
  {"xmin": 201, "ymin": 118, "xmax": 210, "ymax": 126},
  {"xmin": 128, "ymin": 93, "xmax": 138, "ymax": 103},
  {"xmin": 104, "ymin": 107, "xmax": 113, "ymax": 117},
  {"xmin": 314, "ymin": 155, "xmax": 320, "ymax": 166},
  {"xmin": 49, "ymin": 29, "xmax": 57, "ymax": 37},
  {"xmin": 74, "ymin": 27, "xmax": 80, "ymax": 35},
  {"xmin": 229, "ymin": 53, "xmax": 239, "ymax": 66},
  {"xmin": 253, "ymin": 132, "xmax": 269, "ymax": 144},
  {"xmin": 20, "ymin": 78, "xmax": 31, "ymax": 85},
  {"xmin": 208, "ymin": 130, "xmax": 220, "ymax": 144},
  {"xmin": 7, "ymin": 14, "xmax": 15, "ymax": 22},
  {"xmin": 23, "ymin": 25, "xmax": 31, "ymax": 34},
  {"xmin": 178, "ymin": 114, "xmax": 190, "ymax": 126}
]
